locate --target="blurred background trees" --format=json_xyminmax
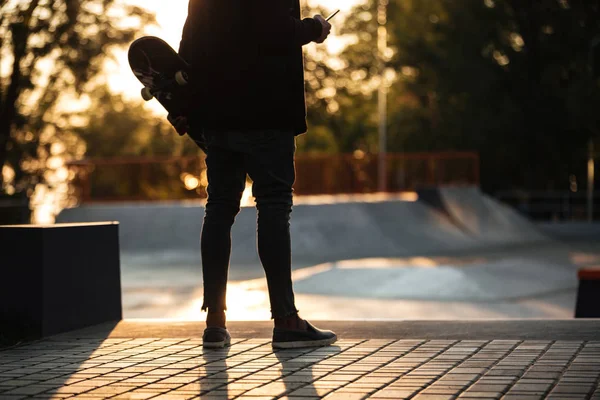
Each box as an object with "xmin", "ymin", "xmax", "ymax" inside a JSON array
[
  {"xmin": 0, "ymin": 0, "xmax": 156, "ymax": 220},
  {"xmin": 304, "ymin": 0, "xmax": 600, "ymax": 193},
  {"xmin": 77, "ymin": 86, "xmax": 199, "ymax": 158},
  {"xmin": 1, "ymin": 0, "xmax": 600, "ymax": 221}
]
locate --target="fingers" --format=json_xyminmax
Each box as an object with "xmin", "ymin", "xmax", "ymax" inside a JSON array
[
  {"xmin": 167, "ymin": 114, "xmax": 188, "ymax": 136},
  {"xmin": 316, "ymin": 15, "xmax": 332, "ymax": 34},
  {"xmin": 168, "ymin": 115, "xmax": 184, "ymax": 126},
  {"xmin": 313, "ymin": 14, "xmax": 332, "ymax": 44},
  {"xmin": 175, "ymin": 118, "xmax": 188, "ymax": 135}
]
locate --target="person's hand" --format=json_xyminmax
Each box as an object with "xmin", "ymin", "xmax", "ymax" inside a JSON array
[
  {"xmin": 167, "ymin": 114, "xmax": 189, "ymax": 136},
  {"xmin": 313, "ymin": 15, "xmax": 331, "ymax": 44}
]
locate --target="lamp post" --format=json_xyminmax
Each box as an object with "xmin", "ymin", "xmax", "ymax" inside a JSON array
[
  {"xmin": 588, "ymin": 36, "xmax": 600, "ymax": 222},
  {"xmin": 377, "ymin": 0, "xmax": 388, "ymax": 192}
]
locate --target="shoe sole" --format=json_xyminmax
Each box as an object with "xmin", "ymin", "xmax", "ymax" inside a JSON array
[
  {"xmin": 203, "ymin": 338, "xmax": 231, "ymax": 349},
  {"xmin": 272, "ymin": 335, "xmax": 337, "ymax": 349}
]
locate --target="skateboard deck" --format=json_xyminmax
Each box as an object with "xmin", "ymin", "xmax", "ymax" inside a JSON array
[{"xmin": 128, "ymin": 36, "xmax": 192, "ymax": 126}]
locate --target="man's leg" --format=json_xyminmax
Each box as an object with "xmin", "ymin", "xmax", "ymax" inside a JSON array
[
  {"xmin": 241, "ymin": 130, "xmax": 298, "ymax": 320},
  {"xmin": 239, "ymin": 129, "xmax": 337, "ymax": 348},
  {"xmin": 201, "ymin": 132, "xmax": 246, "ymax": 328}
]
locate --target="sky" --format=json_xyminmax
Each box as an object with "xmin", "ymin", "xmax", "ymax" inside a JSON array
[{"xmin": 111, "ymin": 0, "xmax": 360, "ymax": 114}]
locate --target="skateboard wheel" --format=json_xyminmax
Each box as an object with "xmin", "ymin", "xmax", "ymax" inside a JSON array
[
  {"xmin": 141, "ymin": 87, "xmax": 154, "ymax": 101},
  {"xmin": 175, "ymin": 70, "xmax": 189, "ymax": 86}
]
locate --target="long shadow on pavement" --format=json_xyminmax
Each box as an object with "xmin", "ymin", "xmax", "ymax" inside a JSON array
[
  {"xmin": 275, "ymin": 345, "xmax": 344, "ymax": 398},
  {"xmin": 0, "ymin": 322, "xmax": 119, "ymax": 398}
]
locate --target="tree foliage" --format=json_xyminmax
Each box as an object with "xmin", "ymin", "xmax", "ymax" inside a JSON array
[
  {"xmin": 66, "ymin": 86, "xmax": 203, "ymax": 204},
  {"xmin": 77, "ymin": 86, "xmax": 200, "ymax": 158},
  {"xmin": 305, "ymin": 0, "xmax": 600, "ymax": 192},
  {"xmin": 0, "ymin": 0, "xmax": 155, "ymax": 198},
  {"xmin": 2, "ymin": 0, "xmax": 600, "ymax": 206}
]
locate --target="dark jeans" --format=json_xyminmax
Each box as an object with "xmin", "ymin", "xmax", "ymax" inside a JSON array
[{"xmin": 197, "ymin": 129, "xmax": 299, "ymax": 319}]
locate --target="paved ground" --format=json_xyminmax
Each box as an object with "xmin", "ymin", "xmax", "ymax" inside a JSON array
[{"xmin": 1, "ymin": 321, "xmax": 600, "ymax": 399}]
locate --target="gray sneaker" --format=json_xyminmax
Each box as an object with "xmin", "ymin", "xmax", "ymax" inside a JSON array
[{"xmin": 203, "ymin": 327, "xmax": 231, "ymax": 349}]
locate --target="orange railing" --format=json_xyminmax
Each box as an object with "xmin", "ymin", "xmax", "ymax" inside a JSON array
[{"xmin": 67, "ymin": 152, "xmax": 479, "ymax": 203}]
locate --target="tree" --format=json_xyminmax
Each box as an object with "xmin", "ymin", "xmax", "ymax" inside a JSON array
[
  {"xmin": 303, "ymin": 2, "xmax": 380, "ymax": 154},
  {"xmin": 385, "ymin": 0, "xmax": 600, "ymax": 191},
  {"xmin": 0, "ymin": 0, "xmax": 155, "ymax": 198},
  {"xmin": 307, "ymin": 0, "xmax": 600, "ymax": 192},
  {"xmin": 69, "ymin": 86, "xmax": 204, "ymax": 203},
  {"xmin": 77, "ymin": 86, "xmax": 200, "ymax": 158}
]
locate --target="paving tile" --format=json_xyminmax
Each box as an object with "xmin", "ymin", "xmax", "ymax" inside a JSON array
[
  {"xmin": 457, "ymin": 391, "xmax": 502, "ymax": 399},
  {"xmin": 322, "ymin": 393, "xmax": 367, "ymax": 399},
  {"xmin": 412, "ymin": 394, "xmax": 458, "ymax": 400},
  {"xmin": 1, "ymin": 385, "xmax": 57, "ymax": 396},
  {"xmin": 502, "ymin": 396, "xmax": 545, "ymax": 400}
]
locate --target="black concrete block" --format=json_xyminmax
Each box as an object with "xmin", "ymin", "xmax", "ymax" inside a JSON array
[
  {"xmin": 575, "ymin": 268, "xmax": 600, "ymax": 318},
  {"xmin": 0, "ymin": 222, "xmax": 122, "ymax": 340},
  {"xmin": 0, "ymin": 195, "xmax": 31, "ymax": 225}
]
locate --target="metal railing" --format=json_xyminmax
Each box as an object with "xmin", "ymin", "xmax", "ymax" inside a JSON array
[{"xmin": 66, "ymin": 152, "xmax": 480, "ymax": 204}]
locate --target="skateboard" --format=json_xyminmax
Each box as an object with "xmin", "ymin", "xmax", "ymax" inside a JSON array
[{"xmin": 128, "ymin": 36, "xmax": 192, "ymax": 130}]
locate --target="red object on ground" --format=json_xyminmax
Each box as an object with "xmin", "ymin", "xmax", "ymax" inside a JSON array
[
  {"xmin": 575, "ymin": 267, "xmax": 600, "ymax": 318},
  {"xmin": 578, "ymin": 267, "xmax": 600, "ymax": 280}
]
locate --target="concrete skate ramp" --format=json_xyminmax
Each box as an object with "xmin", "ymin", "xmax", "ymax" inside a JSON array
[
  {"xmin": 420, "ymin": 186, "xmax": 545, "ymax": 243},
  {"xmin": 238, "ymin": 200, "xmax": 478, "ymax": 266},
  {"xmin": 57, "ymin": 199, "xmax": 478, "ymax": 267},
  {"xmin": 57, "ymin": 188, "xmax": 545, "ymax": 268}
]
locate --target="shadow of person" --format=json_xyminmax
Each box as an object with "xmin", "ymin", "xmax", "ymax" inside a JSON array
[
  {"xmin": 275, "ymin": 345, "xmax": 343, "ymax": 399},
  {"xmin": 195, "ymin": 346, "xmax": 231, "ymax": 399}
]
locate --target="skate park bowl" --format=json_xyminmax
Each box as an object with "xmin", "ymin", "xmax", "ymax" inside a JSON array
[
  {"xmin": 57, "ymin": 186, "xmax": 546, "ymax": 268},
  {"xmin": 56, "ymin": 185, "xmax": 600, "ymax": 320}
]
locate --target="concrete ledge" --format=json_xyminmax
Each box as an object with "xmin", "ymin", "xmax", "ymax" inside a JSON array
[
  {"xmin": 56, "ymin": 319, "xmax": 600, "ymax": 341},
  {"xmin": 0, "ymin": 222, "xmax": 122, "ymax": 340}
]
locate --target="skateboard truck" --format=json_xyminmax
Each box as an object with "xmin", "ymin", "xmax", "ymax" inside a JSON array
[{"xmin": 140, "ymin": 70, "xmax": 189, "ymax": 102}]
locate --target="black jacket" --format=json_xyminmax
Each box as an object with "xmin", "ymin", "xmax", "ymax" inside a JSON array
[{"xmin": 178, "ymin": 0, "xmax": 322, "ymax": 135}]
